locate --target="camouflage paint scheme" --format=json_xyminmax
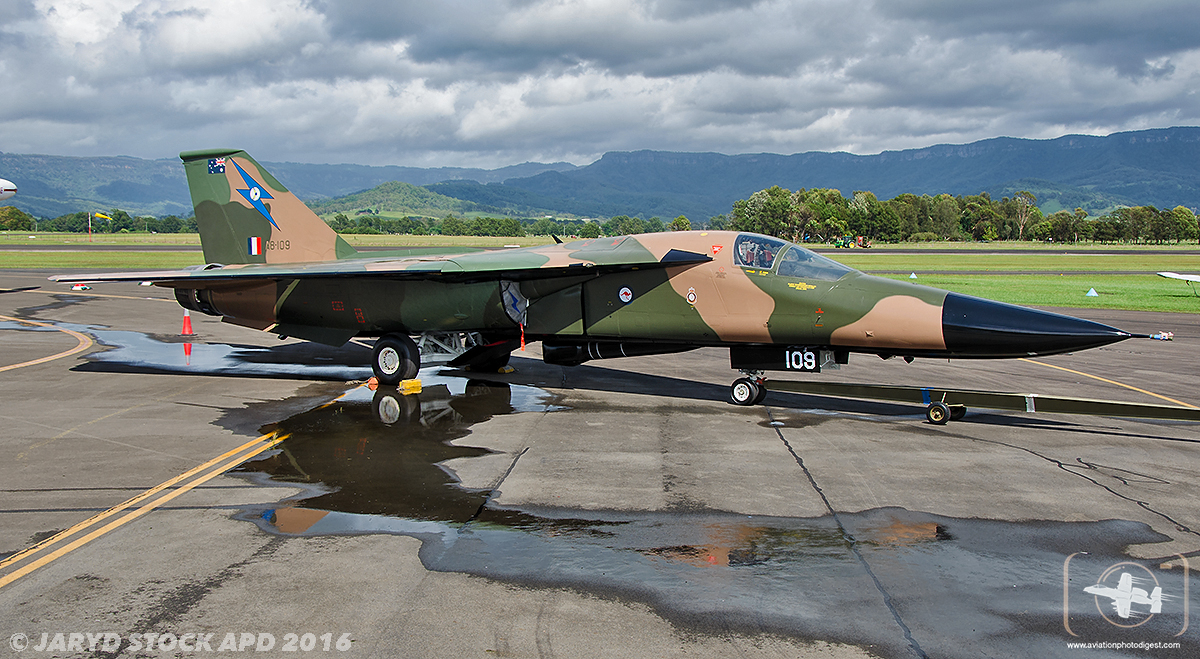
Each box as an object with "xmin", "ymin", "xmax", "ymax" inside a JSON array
[{"xmin": 52, "ymin": 149, "xmax": 1137, "ymax": 378}]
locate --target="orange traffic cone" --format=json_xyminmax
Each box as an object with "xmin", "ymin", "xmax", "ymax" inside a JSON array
[{"xmin": 181, "ymin": 309, "xmax": 194, "ymax": 336}]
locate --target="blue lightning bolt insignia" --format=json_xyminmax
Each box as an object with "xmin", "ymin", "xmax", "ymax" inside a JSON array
[{"xmin": 231, "ymin": 160, "xmax": 279, "ymax": 230}]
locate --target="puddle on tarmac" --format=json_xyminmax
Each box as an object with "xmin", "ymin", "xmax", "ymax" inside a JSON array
[
  {"xmin": 0, "ymin": 318, "xmax": 375, "ymax": 380},
  {"xmin": 234, "ymin": 379, "xmax": 566, "ymax": 527},
  {"xmin": 229, "ymin": 381, "xmax": 1197, "ymax": 658}
]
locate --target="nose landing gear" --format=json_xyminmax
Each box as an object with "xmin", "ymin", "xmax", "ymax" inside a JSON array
[{"xmin": 729, "ymin": 371, "xmax": 768, "ymax": 406}]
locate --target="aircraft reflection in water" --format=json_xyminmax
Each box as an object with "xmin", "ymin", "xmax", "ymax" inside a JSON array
[
  {"xmin": 244, "ymin": 378, "xmax": 552, "ymax": 527},
  {"xmin": 240, "ymin": 379, "xmax": 866, "ymax": 559},
  {"xmin": 243, "ymin": 379, "xmax": 855, "ymax": 565}
]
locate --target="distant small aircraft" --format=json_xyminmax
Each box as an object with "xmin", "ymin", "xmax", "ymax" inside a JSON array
[
  {"xmin": 0, "ymin": 179, "xmax": 15, "ymax": 201},
  {"xmin": 1084, "ymin": 571, "xmax": 1163, "ymax": 619},
  {"xmin": 1158, "ymin": 271, "xmax": 1200, "ymax": 296}
]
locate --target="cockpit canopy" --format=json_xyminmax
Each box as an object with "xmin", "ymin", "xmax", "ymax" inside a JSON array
[
  {"xmin": 733, "ymin": 234, "xmax": 854, "ymax": 280},
  {"xmin": 734, "ymin": 234, "xmax": 785, "ymax": 269}
]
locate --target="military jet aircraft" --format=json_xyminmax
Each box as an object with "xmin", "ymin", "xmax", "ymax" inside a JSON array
[{"xmin": 52, "ymin": 149, "xmax": 1145, "ymax": 405}]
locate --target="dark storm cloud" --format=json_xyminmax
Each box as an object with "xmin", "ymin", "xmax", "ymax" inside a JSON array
[
  {"xmin": 880, "ymin": 0, "xmax": 1200, "ymax": 77},
  {"xmin": 2, "ymin": 0, "xmax": 1199, "ymax": 167},
  {"xmin": 317, "ymin": 0, "xmax": 861, "ymax": 78}
]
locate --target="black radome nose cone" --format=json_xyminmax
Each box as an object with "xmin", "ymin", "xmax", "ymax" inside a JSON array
[{"xmin": 942, "ymin": 293, "xmax": 1133, "ymax": 357}]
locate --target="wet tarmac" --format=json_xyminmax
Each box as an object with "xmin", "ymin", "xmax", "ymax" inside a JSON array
[
  {"xmin": 203, "ymin": 376, "xmax": 1196, "ymax": 658},
  {"xmin": 4, "ymin": 274, "xmax": 1200, "ymax": 658}
]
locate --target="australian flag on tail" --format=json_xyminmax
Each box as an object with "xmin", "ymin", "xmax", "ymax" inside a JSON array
[{"xmin": 208, "ymin": 158, "xmax": 226, "ymax": 174}]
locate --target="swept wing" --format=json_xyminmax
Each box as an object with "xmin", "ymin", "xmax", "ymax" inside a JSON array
[{"xmin": 50, "ymin": 239, "xmax": 712, "ymax": 286}]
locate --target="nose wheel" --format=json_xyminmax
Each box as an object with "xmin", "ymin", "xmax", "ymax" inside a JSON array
[{"xmin": 730, "ymin": 377, "xmax": 768, "ymax": 406}]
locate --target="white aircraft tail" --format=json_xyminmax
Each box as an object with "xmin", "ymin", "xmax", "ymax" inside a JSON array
[{"xmin": 1150, "ymin": 586, "xmax": 1163, "ymax": 614}]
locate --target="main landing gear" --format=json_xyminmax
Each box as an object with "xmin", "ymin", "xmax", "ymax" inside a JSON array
[
  {"xmin": 371, "ymin": 331, "xmax": 519, "ymax": 384},
  {"xmin": 372, "ymin": 333, "xmax": 420, "ymax": 385},
  {"xmin": 729, "ymin": 372, "xmax": 768, "ymax": 406}
]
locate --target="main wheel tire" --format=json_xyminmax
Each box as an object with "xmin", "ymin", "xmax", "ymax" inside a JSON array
[
  {"xmin": 926, "ymin": 401, "xmax": 950, "ymax": 425},
  {"xmin": 949, "ymin": 405, "xmax": 967, "ymax": 421},
  {"xmin": 730, "ymin": 378, "xmax": 760, "ymax": 406},
  {"xmin": 373, "ymin": 334, "xmax": 419, "ymax": 385}
]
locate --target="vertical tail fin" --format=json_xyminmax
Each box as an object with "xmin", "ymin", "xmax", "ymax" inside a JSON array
[{"xmin": 180, "ymin": 149, "xmax": 357, "ymax": 265}]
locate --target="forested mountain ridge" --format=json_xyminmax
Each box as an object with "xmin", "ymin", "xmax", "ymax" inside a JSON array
[
  {"xmin": 0, "ymin": 153, "xmax": 575, "ymax": 219},
  {"xmin": 305, "ymin": 181, "xmax": 480, "ymax": 217},
  {"xmin": 488, "ymin": 127, "xmax": 1200, "ymax": 219},
  {"xmin": 4, "ymin": 127, "xmax": 1200, "ymax": 221}
]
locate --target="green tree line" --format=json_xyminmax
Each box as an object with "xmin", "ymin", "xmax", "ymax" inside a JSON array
[
  {"xmin": 0, "ymin": 207, "xmax": 195, "ymax": 233},
  {"xmin": 329, "ymin": 213, "xmax": 531, "ymax": 237},
  {"xmin": 327, "ymin": 213, "xmax": 697, "ymax": 239},
  {"xmin": 727, "ymin": 186, "xmax": 1199, "ymax": 244},
  {"xmin": 7, "ymin": 190, "xmax": 1195, "ymax": 245}
]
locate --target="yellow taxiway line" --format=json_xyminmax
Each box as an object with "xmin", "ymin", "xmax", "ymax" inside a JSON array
[
  {"xmin": 1019, "ymin": 358, "xmax": 1198, "ymax": 409},
  {"xmin": 0, "ymin": 432, "xmax": 288, "ymax": 590},
  {"xmin": 0, "ymin": 314, "xmax": 94, "ymax": 373}
]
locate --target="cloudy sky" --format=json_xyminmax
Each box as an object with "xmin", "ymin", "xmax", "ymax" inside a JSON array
[{"xmin": 3, "ymin": 0, "xmax": 1200, "ymax": 167}]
